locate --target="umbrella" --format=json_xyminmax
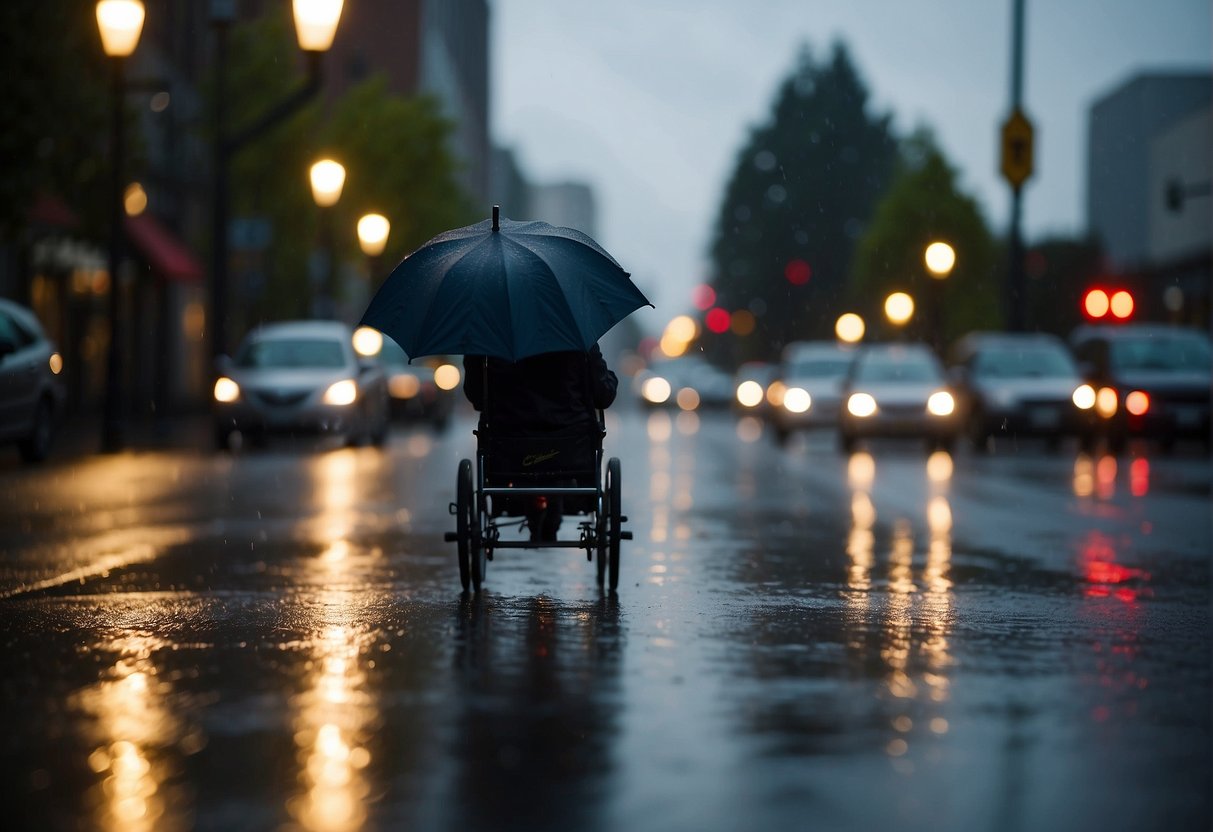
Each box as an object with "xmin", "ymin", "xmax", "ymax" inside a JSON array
[{"xmin": 358, "ymin": 206, "xmax": 652, "ymax": 362}]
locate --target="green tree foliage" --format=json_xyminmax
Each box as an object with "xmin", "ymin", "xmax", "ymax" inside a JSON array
[
  {"xmin": 222, "ymin": 10, "xmax": 471, "ymax": 325},
  {"xmin": 707, "ymin": 42, "xmax": 898, "ymax": 363},
  {"xmin": 326, "ymin": 76, "xmax": 473, "ymax": 267},
  {"xmin": 0, "ymin": 0, "xmax": 111, "ymax": 239},
  {"xmin": 850, "ymin": 130, "xmax": 999, "ymax": 346}
]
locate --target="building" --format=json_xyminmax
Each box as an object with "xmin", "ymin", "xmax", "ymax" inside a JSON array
[
  {"xmin": 530, "ymin": 182, "xmax": 598, "ymax": 237},
  {"xmin": 1086, "ymin": 71, "xmax": 1212, "ymax": 328}
]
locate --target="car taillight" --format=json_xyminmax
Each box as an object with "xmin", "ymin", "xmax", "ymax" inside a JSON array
[
  {"xmin": 1095, "ymin": 387, "xmax": 1118, "ymax": 419},
  {"xmin": 1125, "ymin": 390, "xmax": 1149, "ymax": 416}
]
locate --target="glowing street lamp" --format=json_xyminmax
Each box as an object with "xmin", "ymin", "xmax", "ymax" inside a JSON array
[
  {"xmin": 357, "ymin": 213, "xmax": 390, "ymax": 257},
  {"xmin": 835, "ymin": 313, "xmax": 865, "ymax": 344},
  {"xmin": 884, "ymin": 292, "xmax": 915, "ymax": 328},
  {"xmin": 96, "ymin": 0, "xmax": 145, "ymax": 453},
  {"xmin": 309, "ymin": 159, "xmax": 346, "ymax": 207}
]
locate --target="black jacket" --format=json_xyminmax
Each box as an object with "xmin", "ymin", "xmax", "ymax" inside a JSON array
[{"xmin": 463, "ymin": 346, "xmax": 617, "ymax": 435}]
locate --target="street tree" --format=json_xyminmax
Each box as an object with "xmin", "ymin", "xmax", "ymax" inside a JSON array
[
  {"xmin": 850, "ymin": 130, "xmax": 999, "ymax": 347},
  {"xmin": 706, "ymin": 41, "xmax": 898, "ymax": 364}
]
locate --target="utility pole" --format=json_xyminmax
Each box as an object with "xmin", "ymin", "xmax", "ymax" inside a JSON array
[{"xmin": 1001, "ymin": 0, "xmax": 1033, "ymax": 331}]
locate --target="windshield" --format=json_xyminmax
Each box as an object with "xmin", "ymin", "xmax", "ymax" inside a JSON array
[
  {"xmin": 973, "ymin": 347, "xmax": 1075, "ymax": 378},
  {"xmin": 1110, "ymin": 335, "xmax": 1213, "ymax": 372},
  {"xmin": 237, "ymin": 338, "xmax": 347, "ymax": 369},
  {"xmin": 788, "ymin": 358, "xmax": 853, "ymax": 378},
  {"xmin": 854, "ymin": 352, "xmax": 942, "ymax": 383}
]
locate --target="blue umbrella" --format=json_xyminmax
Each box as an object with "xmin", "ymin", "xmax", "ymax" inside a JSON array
[{"xmin": 359, "ymin": 207, "xmax": 652, "ymax": 361}]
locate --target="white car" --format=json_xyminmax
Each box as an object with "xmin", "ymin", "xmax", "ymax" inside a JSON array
[
  {"xmin": 0, "ymin": 299, "xmax": 66, "ymax": 463},
  {"xmin": 838, "ymin": 343, "xmax": 961, "ymax": 453},
  {"xmin": 212, "ymin": 321, "xmax": 390, "ymax": 449},
  {"xmin": 769, "ymin": 341, "xmax": 855, "ymax": 443}
]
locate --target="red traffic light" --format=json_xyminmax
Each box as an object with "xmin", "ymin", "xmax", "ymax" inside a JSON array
[{"xmin": 1082, "ymin": 287, "xmax": 1134, "ymax": 321}]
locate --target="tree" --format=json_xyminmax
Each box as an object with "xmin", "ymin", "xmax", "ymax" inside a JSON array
[
  {"xmin": 221, "ymin": 10, "xmax": 472, "ymax": 327},
  {"xmin": 850, "ymin": 130, "xmax": 999, "ymax": 347},
  {"xmin": 706, "ymin": 42, "xmax": 898, "ymax": 364},
  {"xmin": 0, "ymin": 0, "xmax": 112, "ymax": 241}
]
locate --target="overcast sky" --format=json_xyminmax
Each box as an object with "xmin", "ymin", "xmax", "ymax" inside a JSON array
[{"xmin": 490, "ymin": 0, "xmax": 1212, "ymax": 331}]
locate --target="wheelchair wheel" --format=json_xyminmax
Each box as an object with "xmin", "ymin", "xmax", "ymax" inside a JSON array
[
  {"xmin": 456, "ymin": 459, "xmax": 473, "ymax": 591},
  {"xmin": 606, "ymin": 457, "xmax": 622, "ymax": 591},
  {"xmin": 596, "ymin": 492, "xmax": 608, "ymax": 588},
  {"xmin": 470, "ymin": 488, "xmax": 488, "ymax": 593}
]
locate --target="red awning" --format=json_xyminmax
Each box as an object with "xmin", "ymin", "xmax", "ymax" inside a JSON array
[{"xmin": 124, "ymin": 213, "xmax": 204, "ymax": 283}]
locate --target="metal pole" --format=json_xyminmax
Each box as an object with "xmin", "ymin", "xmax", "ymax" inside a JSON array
[
  {"xmin": 210, "ymin": 18, "xmax": 230, "ymax": 362},
  {"xmin": 101, "ymin": 55, "xmax": 126, "ymax": 453},
  {"xmin": 1006, "ymin": 0, "xmax": 1027, "ymax": 332}
]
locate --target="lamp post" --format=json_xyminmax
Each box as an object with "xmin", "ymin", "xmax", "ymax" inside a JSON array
[
  {"xmin": 357, "ymin": 212, "xmax": 390, "ymax": 281},
  {"xmin": 924, "ymin": 241, "xmax": 955, "ymax": 354},
  {"xmin": 309, "ymin": 158, "xmax": 346, "ymax": 318},
  {"xmin": 96, "ymin": 0, "xmax": 145, "ymax": 453},
  {"xmin": 210, "ymin": 0, "xmax": 343, "ymax": 360}
]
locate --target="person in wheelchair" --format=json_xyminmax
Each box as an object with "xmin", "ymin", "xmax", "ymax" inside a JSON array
[{"xmin": 463, "ymin": 345, "xmax": 618, "ymax": 541}]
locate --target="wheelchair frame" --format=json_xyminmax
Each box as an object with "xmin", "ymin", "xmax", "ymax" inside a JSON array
[{"xmin": 445, "ymin": 428, "xmax": 630, "ymax": 593}]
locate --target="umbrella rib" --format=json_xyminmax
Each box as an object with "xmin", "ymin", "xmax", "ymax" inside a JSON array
[
  {"xmin": 517, "ymin": 239, "xmax": 632, "ymax": 346},
  {"xmin": 411, "ymin": 234, "xmax": 497, "ymax": 356}
]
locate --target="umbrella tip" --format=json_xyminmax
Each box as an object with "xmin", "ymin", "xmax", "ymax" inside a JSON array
[{"xmin": 492, "ymin": 205, "xmax": 499, "ymax": 232}]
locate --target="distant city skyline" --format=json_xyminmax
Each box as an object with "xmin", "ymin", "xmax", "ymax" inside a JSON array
[{"xmin": 490, "ymin": 0, "xmax": 1213, "ymax": 329}]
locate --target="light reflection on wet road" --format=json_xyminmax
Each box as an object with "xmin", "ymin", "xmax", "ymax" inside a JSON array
[{"xmin": 0, "ymin": 408, "xmax": 1208, "ymax": 831}]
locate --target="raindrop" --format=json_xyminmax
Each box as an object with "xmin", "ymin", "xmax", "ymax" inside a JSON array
[
  {"xmin": 754, "ymin": 150, "xmax": 777, "ymax": 171},
  {"xmin": 844, "ymin": 218, "xmax": 863, "ymax": 239},
  {"xmin": 734, "ymin": 205, "xmax": 751, "ymax": 223},
  {"xmin": 794, "ymin": 230, "xmax": 809, "ymax": 245},
  {"xmin": 766, "ymin": 184, "xmax": 787, "ymax": 204}
]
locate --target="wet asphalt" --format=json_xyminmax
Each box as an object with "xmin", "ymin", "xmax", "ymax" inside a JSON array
[{"xmin": 0, "ymin": 406, "xmax": 1209, "ymax": 832}]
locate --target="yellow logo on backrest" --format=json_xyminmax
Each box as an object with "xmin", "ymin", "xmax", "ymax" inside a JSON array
[{"xmin": 522, "ymin": 450, "xmax": 560, "ymax": 467}]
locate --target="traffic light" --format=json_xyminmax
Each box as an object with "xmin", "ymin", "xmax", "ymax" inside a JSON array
[{"xmin": 1082, "ymin": 287, "xmax": 1134, "ymax": 322}]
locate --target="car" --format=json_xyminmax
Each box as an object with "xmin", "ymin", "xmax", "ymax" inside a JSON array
[
  {"xmin": 0, "ymin": 299, "xmax": 66, "ymax": 463},
  {"xmin": 769, "ymin": 341, "xmax": 856, "ymax": 443},
  {"xmin": 732, "ymin": 360, "xmax": 779, "ymax": 417},
  {"xmin": 838, "ymin": 343, "xmax": 961, "ymax": 453},
  {"xmin": 1069, "ymin": 324, "xmax": 1211, "ymax": 452},
  {"xmin": 212, "ymin": 320, "xmax": 390, "ymax": 449},
  {"xmin": 636, "ymin": 355, "xmax": 733, "ymax": 410},
  {"xmin": 948, "ymin": 332, "xmax": 1091, "ymax": 451},
  {"xmin": 376, "ymin": 338, "xmax": 457, "ymax": 429}
]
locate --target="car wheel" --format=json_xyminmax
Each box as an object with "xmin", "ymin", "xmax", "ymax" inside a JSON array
[{"xmin": 18, "ymin": 397, "xmax": 54, "ymax": 463}]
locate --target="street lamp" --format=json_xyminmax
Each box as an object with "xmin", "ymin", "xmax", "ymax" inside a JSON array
[
  {"xmin": 210, "ymin": 0, "xmax": 343, "ymax": 360},
  {"xmin": 309, "ymin": 158, "xmax": 346, "ymax": 318},
  {"xmin": 924, "ymin": 241, "xmax": 955, "ymax": 354},
  {"xmin": 96, "ymin": 0, "xmax": 145, "ymax": 453},
  {"xmin": 357, "ymin": 212, "xmax": 390, "ymax": 296},
  {"xmin": 835, "ymin": 312, "xmax": 865, "ymax": 344},
  {"xmin": 884, "ymin": 292, "xmax": 915, "ymax": 332}
]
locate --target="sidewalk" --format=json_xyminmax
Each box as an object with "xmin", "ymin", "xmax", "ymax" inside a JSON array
[{"xmin": 50, "ymin": 411, "xmax": 214, "ymax": 461}]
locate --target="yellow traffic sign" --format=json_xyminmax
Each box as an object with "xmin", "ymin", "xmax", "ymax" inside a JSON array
[{"xmin": 1000, "ymin": 109, "xmax": 1034, "ymax": 189}]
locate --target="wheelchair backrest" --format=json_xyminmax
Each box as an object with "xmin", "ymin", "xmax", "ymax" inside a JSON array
[{"xmin": 478, "ymin": 431, "xmax": 603, "ymax": 481}]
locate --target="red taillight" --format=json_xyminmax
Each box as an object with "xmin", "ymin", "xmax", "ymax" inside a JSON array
[{"xmin": 1125, "ymin": 390, "xmax": 1149, "ymax": 416}]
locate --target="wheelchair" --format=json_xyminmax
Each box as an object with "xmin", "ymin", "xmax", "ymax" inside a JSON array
[{"xmin": 445, "ymin": 419, "xmax": 630, "ymax": 592}]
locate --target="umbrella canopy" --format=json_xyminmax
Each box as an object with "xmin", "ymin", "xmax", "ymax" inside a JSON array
[{"xmin": 359, "ymin": 208, "xmax": 652, "ymax": 361}]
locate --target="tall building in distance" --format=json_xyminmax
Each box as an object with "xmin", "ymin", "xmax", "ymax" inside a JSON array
[
  {"xmin": 1086, "ymin": 71, "xmax": 1212, "ymax": 326},
  {"xmin": 530, "ymin": 182, "xmax": 598, "ymax": 238},
  {"xmin": 327, "ymin": 0, "xmax": 490, "ymax": 203}
]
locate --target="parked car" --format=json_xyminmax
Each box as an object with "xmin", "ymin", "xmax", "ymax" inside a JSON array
[
  {"xmin": 838, "ymin": 343, "xmax": 961, "ymax": 453},
  {"xmin": 0, "ymin": 299, "xmax": 66, "ymax": 463},
  {"xmin": 1069, "ymin": 324, "xmax": 1211, "ymax": 452},
  {"xmin": 769, "ymin": 341, "xmax": 855, "ymax": 443},
  {"xmin": 376, "ymin": 338, "xmax": 456, "ymax": 429},
  {"xmin": 948, "ymin": 331, "xmax": 1090, "ymax": 451},
  {"xmin": 212, "ymin": 320, "xmax": 390, "ymax": 449}
]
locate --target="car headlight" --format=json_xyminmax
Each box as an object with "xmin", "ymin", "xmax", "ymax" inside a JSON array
[
  {"xmin": 1072, "ymin": 384, "xmax": 1096, "ymax": 410},
  {"xmin": 1095, "ymin": 387, "xmax": 1118, "ymax": 419},
  {"xmin": 927, "ymin": 391, "xmax": 955, "ymax": 417},
  {"xmin": 214, "ymin": 376, "xmax": 240, "ymax": 403},
  {"xmin": 783, "ymin": 387, "xmax": 811, "ymax": 414},
  {"xmin": 847, "ymin": 393, "xmax": 877, "ymax": 418},
  {"xmin": 736, "ymin": 380, "xmax": 764, "ymax": 408},
  {"xmin": 642, "ymin": 376, "xmax": 671, "ymax": 404},
  {"xmin": 389, "ymin": 373, "xmax": 421, "ymax": 399},
  {"xmin": 323, "ymin": 379, "xmax": 358, "ymax": 406},
  {"xmin": 433, "ymin": 363, "xmax": 461, "ymax": 391}
]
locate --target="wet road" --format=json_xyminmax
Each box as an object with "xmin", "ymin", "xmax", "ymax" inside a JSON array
[{"xmin": 0, "ymin": 407, "xmax": 1209, "ymax": 831}]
